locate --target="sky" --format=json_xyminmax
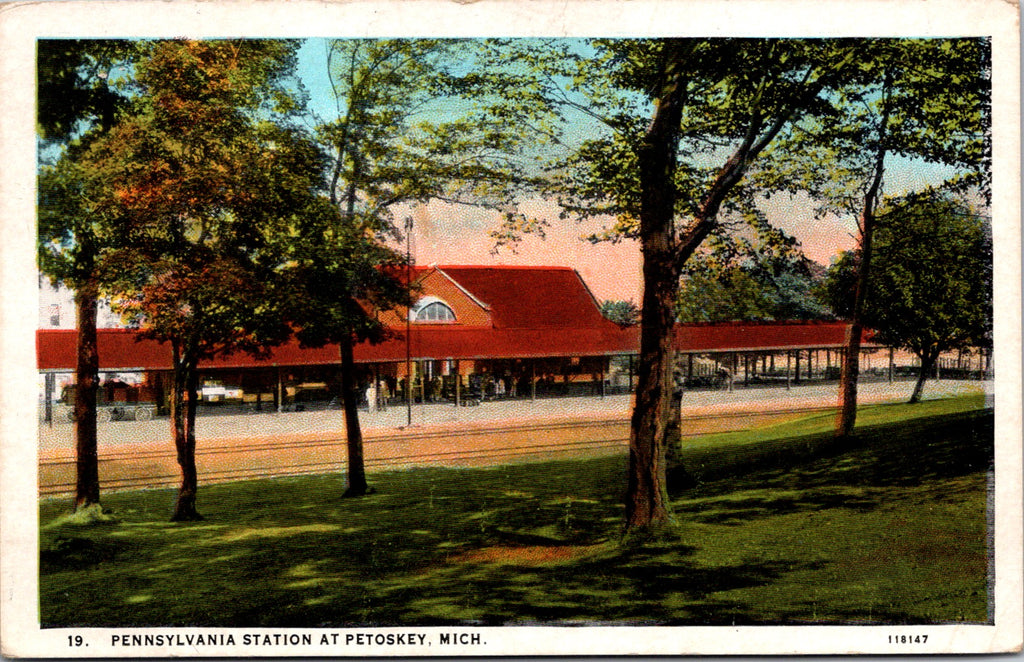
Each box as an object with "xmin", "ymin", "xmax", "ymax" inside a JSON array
[{"xmin": 294, "ymin": 39, "xmax": 957, "ymax": 304}]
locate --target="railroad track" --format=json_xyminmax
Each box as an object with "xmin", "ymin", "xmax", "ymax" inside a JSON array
[{"xmin": 39, "ymin": 405, "xmax": 837, "ymax": 498}]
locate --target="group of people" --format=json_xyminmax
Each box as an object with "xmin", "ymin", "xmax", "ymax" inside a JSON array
[
  {"xmin": 362, "ymin": 373, "xmax": 525, "ymax": 411},
  {"xmin": 364, "ymin": 381, "xmax": 391, "ymax": 413}
]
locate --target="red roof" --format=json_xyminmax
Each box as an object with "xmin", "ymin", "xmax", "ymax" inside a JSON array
[
  {"xmin": 36, "ymin": 322, "xmax": 873, "ymax": 372},
  {"xmin": 35, "ymin": 266, "xmax": 876, "ymax": 371},
  {"xmin": 675, "ymin": 320, "xmax": 871, "ymax": 352},
  {"xmin": 430, "ymin": 265, "xmax": 610, "ymax": 330}
]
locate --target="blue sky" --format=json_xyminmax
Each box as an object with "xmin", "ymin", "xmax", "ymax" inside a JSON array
[{"xmin": 296, "ymin": 39, "xmax": 336, "ymax": 123}]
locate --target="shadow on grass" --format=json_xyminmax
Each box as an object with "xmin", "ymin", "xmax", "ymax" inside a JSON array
[
  {"xmin": 671, "ymin": 410, "xmax": 994, "ymax": 527},
  {"xmin": 39, "ymin": 409, "xmax": 993, "ymax": 627}
]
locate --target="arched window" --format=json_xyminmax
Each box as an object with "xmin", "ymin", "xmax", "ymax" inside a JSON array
[{"xmin": 411, "ymin": 297, "xmax": 456, "ymax": 323}]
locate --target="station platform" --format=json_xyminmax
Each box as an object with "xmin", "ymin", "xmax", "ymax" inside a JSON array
[{"xmin": 38, "ymin": 378, "xmax": 990, "ymax": 454}]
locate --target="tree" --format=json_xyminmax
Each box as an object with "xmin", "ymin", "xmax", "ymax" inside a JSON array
[
  {"xmin": 278, "ymin": 199, "xmax": 411, "ymax": 498},
  {"xmin": 37, "ymin": 40, "xmax": 137, "ymax": 514},
  {"xmin": 80, "ymin": 40, "xmax": 313, "ymax": 520},
  {"xmin": 600, "ymin": 299, "xmax": 640, "ymax": 326},
  {"xmin": 754, "ymin": 38, "xmax": 990, "ymax": 436},
  {"xmin": 529, "ymin": 39, "xmax": 858, "ymax": 532},
  {"xmin": 823, "ymin": 194, "xmax": 992, "ymax": 403},
  {"xmin": 316, "ymin": 39, "xmax": 553, "ymax": 229},
  {"xmin": 676, "ymin": 213, "xmax": 830, "ymax": 323},
  {"xmin": 294, "ymin": 39, "xmax": 555, "ymax": 497}
]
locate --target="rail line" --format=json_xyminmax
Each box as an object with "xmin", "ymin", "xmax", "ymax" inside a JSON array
[{"xmin": 39, "ymin": 404, "xmax": 838, "ymax": 498}]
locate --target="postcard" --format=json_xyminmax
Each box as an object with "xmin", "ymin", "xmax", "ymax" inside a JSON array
[{"xmin": 1, "ymin": 0, "xmax": 1020, "ymax": 657}]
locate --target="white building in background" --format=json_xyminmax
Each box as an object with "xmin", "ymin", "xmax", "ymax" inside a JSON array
[
  {"xmin": 37, "ymin": 277, "xmax": 123, "ymax": 330},
  {"xmin": 38, "ymin": 278, "xmax": 134, "ymax": 410}
]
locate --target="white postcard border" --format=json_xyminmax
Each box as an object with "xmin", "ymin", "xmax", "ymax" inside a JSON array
[{"xmin": 2, "ymin": 0, "xmax": 1020, "ymax": 657}]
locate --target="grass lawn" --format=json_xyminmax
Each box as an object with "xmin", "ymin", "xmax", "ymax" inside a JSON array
[{"xmin": 39, "ymin": 396, "xmax": 993, "ymax": 627}]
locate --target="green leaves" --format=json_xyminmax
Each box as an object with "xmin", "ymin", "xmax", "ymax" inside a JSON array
[
  {"xmin": 58, "ymin": 40, "xmax": 312, "ymax": 360},
  {"xmin": 278, "ymin": 208, "xmax": 411, "ymax": 349},
  {"xmin": 823, "ymin": 194, "xmax": 992, "ymax": 357},
  {"xmin": 37, "ymin": 39, "xmax": 138, "ymax": 144},
  {"xmin": 755, "ymin": 38, "xmax": 990, "ymax": 216},
  {"xmin": 600, "ymin": 299, "xmax": 641, "ymax": 326},
  {"xmin": 676, "ymin": 211, "xmax": 830, "ymax": 323},
  {"xmin": 315, "ymin": 38, "xmax": 551, "ymax": 230}
]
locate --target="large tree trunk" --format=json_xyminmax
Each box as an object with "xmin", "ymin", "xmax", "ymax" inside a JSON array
[
  {"xmin": 170, "ymin": 345, "xmax": 203, "ymax": 521},
  {"xmin": 68, "ymin": 84, "xmax": 117, "ymax": 515},
  {"xmin": 624, "ymin": 39, "xmax": 826, "ymax": 532},
  {"xmin": 626, "ymin": 41, "xmax": 689, "ymax": 532},
  {"xmin": 339, "ymin": 336, "xmax": 369, "ymax": 497},
  {"xmin": 835, "ymin": 210, "xmax": 878, "ymax": 437},
  {"xmin": 627, "ymin": 260, "xmax": 679, "ymax": 530},
  {"xmin": 73, "ymin": 283, "xmax": 101, "ymax": 512}
]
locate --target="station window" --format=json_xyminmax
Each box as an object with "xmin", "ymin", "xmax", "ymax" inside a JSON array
[{"xmin": 411, "ymin": 299, "xmax": 456, "ymax": 323}]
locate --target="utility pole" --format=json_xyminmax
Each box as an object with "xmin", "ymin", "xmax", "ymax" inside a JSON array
[{"xmin": 404, "ymin": 216, "xmax": 413, "ymax": 426}]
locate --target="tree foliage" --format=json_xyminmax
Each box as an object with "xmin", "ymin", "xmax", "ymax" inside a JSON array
[
  {"xmin": 76, "ymin": 39, "xmax": 314, "ymax": 520},
  {"xmin": 38, "ymin": 40, "xmax": 138, "ymax": 271},
  {"xmin": 92, "ymin": 40, "xmax": 308, "ymax": 352},
  {"xmin": 275, "ymin": 198, "xmax": 412, "ymax": 498},
  {"xmin": 676, "ymin": 213, "xmax": 830, "ymax": 323},
  {"xmin": 823, "ymin": 194, "xmax": 992, "ymax": 403},
  {"xmin": 296, "ymin": 39, "xmax": 560, "ymax": 496},
  {"xmin": 752, "ymin": 38, "xmax": 990, "ymax": 436},
  {"xmin": 493, "ymin": 38, "xmax": 989, "ymax": 531},
  {"xmin": 316, "ymin": 39, "xmax": 555, "ymax": 235},
  {"xmin": 756, "ymin": 39, "xmax": 990, "ymax": 213},
  {"xmin": 600, "ymin": 299, "xmax": 641, "ymax": 326},
  {"xmin": 524, "ymin": 38, "xmax": 863, "ymax": 531}
]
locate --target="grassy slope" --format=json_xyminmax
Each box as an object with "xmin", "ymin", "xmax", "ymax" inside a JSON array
[{"xmin": 39, "ymin": 396, "xmax": 992, "ymax": 626}]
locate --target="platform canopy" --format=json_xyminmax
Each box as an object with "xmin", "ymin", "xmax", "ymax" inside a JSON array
[{"xmin": 36, "ymin": 321, "xmax": 878, "ymax": 373}]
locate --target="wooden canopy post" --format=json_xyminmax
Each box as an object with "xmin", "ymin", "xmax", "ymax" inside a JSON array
[
  {"xmin": 276, "ymin": 366, "xmax": 283, "ymax": 413},
  {"xmin": 44, "ymin": 372, "xmax": 54, "ymax": 426},
  {"xmin": 455, "ymin": 360, "xmax": 461, "ymax": 408},
  {"xmin": 373, "ymin": 365, "xmax": 380, "ymax": 412}
]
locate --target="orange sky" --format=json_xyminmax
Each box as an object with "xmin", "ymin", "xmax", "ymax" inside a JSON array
[{"xmin": 406, "ymin": 196, "xmax": 858, "ymax": 304}]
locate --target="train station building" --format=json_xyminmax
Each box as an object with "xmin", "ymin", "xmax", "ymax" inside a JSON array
[{"xmin": 36, "ymin": 264, "xmax": 942, "ymax": 421}]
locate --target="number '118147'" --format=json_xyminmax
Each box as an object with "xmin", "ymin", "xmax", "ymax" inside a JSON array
[{"xmin": 889, "ymin": 635, "xmax": 928, "ymax": 644}]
